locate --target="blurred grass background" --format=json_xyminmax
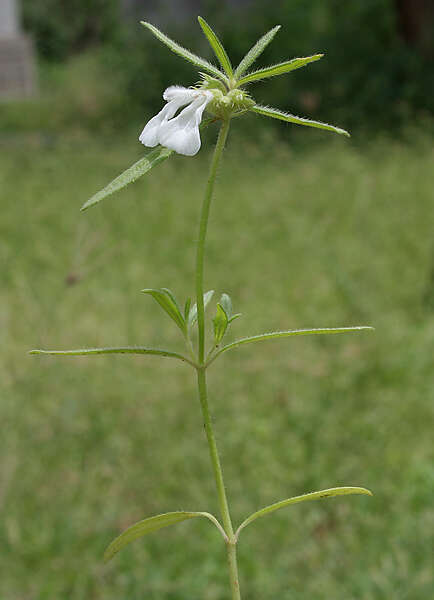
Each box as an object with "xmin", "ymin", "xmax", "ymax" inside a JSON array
[{"xmin": 1, "ymin": 1, "xmax": 434, "ymax": 599}]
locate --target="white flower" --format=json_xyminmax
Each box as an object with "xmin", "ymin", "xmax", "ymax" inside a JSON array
[{"xmin": 139, "ymin": 86, "xmax": 213, "ymax": 156}]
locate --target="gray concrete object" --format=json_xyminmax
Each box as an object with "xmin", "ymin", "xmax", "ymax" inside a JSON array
[{"xmin": 0, "ymin": 0, "xmax": 36, "ymax": 98}]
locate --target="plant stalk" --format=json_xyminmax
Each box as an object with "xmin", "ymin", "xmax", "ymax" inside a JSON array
[
  {"xmin": 227, "ymin": 540, "xmax": 242, "ymax": 600},
  {"xmin": 196, "ymin": 368, "xmax": 233, "ymax": 537},
  {"xmin": 196, "ymin": 118, "xmax": 230, "ymax": 364},
  {"xmin": 194, "ymin": 119, "xmax": 241, "ymax": 599},
  {"xmin": 196, "ymin": 368, "xmax": 241, "ymax": 600}
]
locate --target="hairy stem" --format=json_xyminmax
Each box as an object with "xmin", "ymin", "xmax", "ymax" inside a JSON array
[
  {"xmin": 194, "ymin": 119, "xmax": 241, "ymax": 599},
  {"xmin": 196, "ymin": 119, "xmax": 230, "ymax": 363}
]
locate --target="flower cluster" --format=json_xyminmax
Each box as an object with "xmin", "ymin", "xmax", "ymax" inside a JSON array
[{"xmin": 138, "ymin": 19, "xmax": 349, "ymax": 158}]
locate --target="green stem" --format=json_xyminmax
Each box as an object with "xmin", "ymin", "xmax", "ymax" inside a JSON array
[
  {"xmin": 197, "ymin": 368, "xmax": 233, "ymax": 537},
  {"xmin": 196, "ymin": 368, "xmax": 241, "ymax": 600},
  {"xmin": 194, "ymin": 119, "xmax": 241, "ymax": 599},
  {"xmin": 227, "ymin": 541, "xmax": 242, "ymax": 600},
  {"xmin": 196, "ymin": 119, "xmax": 230, "ymax": 364}
]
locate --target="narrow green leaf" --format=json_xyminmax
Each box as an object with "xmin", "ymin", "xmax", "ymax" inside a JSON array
[
  {"xmin": 238, "ymin": 54, "xmax": 322, "ymax": 86},
  {"xmin": 219, "ymin": 293, "xmax": 241, "ymax": 324},
  {"xmin": 142, "ymin": 288, "xmax": 186, "ymax": 334},
  {"xmin": 220, "ymin": 293, "xmax": 232, "ymax": 319},
  {"xmin": 161, "ymin": 287, "xmax": 184, "ymax": 315},
  {"xmin": 213, "ymin": 303, "xmax": 229, "ymax": 345},
  {"xmin": 198, "ymin": 16, "xmax": 233, "ymax": 78},
  {"xmin": 104, "ymin": 511, "xmax": 227, "ymax": 562},
  {"xmin": 188, "ymin": 290, "xmax": 215, "ymax": 327},
  {"xmin": 210, "ymin": 326, "xmax": 374, "ymax": 363},
  {"xmin": 30, "ymin": 346, "xmax": 192, "ymax": 364},
  {"xmin": 234, "ymin": 25, "xmax": 281, "ymax": 79},
  {"xmin": 184, "ymin": 298, "xmax": 192, "ymax": 321},
  {"xmin": 236, "ymin": 487, "xmax": 372, "ymax": 540},
  {"xmin": 141, "ymin": 21, "xmax": 227, "ymax": 83},
  {"xmin": 81, "ymin": 146, "xmax": 173, "ymax": 211},
  {"xmin": 82, "ymin": 118, "xmax": 212, "ymax": 212},
  {"xmin": 252, "ymin": 104, "xmax": 350, "ymax": 137}
]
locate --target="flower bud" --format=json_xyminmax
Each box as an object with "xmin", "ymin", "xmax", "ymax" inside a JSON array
[{"xmin": 205, "ymin": 87, "xmax": 256, "ymax": 119}]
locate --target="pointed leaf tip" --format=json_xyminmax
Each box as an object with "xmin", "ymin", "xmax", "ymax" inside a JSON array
[
  {"xmin": 234, "ymin": 24, "xmax": 282, "ymax": 79},
  {"xmin": 28, "ymin": 346, "xmax": 191, "ymax": 363},
  {"xmin": 220, "ymin": 293, "xmax": 233, "ymax": 319},
  {"xmin": 104, "ymin": 510, "xmax": 227, "ymax": 562},
  {"xmin": 140, "ymin": 20, "xmax": 227, "ymax": 83},
  {"xmin": 238, "ymin": 54, "xmax": 324, "ymax": 86},
  {"xmin": 235, "ymin": 486, "xmax": 372, "ymax": 540},
  {"xmin": 252, "ymin": 104, "xmax": 350, "ymax": 137},
  {"xmin": 142, "ymin": 288, "xmax": 186, "ymax": 334},
  {"xmin": 197, "ymin": 16, "xmax": 233, "ymax": 77},
  {"xmin": 213, "ymin": 303, "xmax": 229, "ymax": 345},
  {"xmin": 210, "ymin": 326, "xmax": 372, "ymax": 363},
  {"xmin": 81, "ymin": 146, "xmax": 173, "ymax": 211}
]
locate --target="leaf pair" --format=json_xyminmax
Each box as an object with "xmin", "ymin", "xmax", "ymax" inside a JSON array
[
  {"xmin": 31, "ymin": 325, "xmax": 374, "ymax": 370},
  {"xmin": 142, "ymin": 21, "xmax": 227, "ymax": 83},
  {"xmin": 142, "ymin": 287, "xmax": 217, "ymax": 340},
  {"xmin": 140, "ymin": 19, "xmax": 234, "ymax": 83},
  {"xmin": 103, "ymin": 486, "xmax": 372, "ymax": 562}
]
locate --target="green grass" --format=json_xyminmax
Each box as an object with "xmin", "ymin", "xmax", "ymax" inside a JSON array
[{"xmin": 1, "ymin": 126, "xmax": 433, "ymax": 600}]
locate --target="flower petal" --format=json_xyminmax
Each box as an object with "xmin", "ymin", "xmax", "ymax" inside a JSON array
[
  {"xmin": 157, "ymin": 92, "xmax": 212, "ymax": 156},
  {"xmin": 139, "ymin": 91, "xmax": 195, "ymax": 147},
  {"xmin": 163, "ymin": 85, "xmax": 197, "ymax": 102},
  {"xmin": 139, "ymin": 111, "xmax": 166, "ymax": 147}
]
